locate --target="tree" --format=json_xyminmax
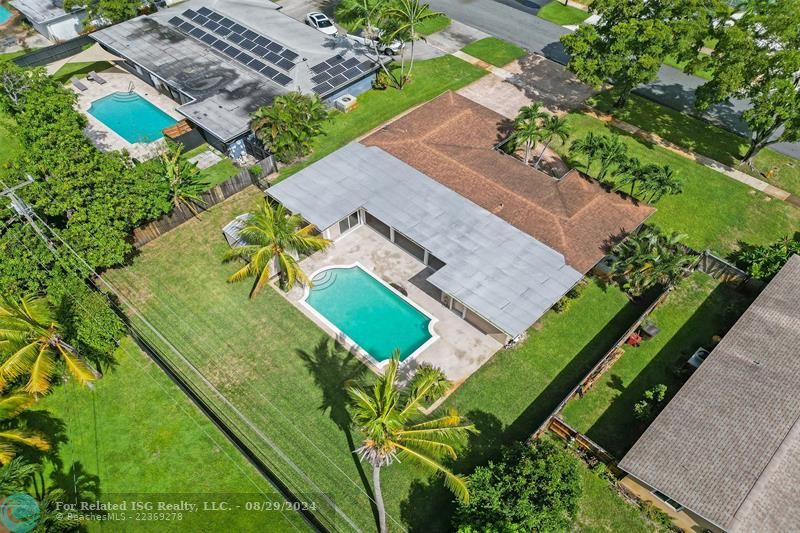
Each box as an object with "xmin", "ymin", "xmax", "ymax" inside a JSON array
[
  {"xmin": 0, "ymin": 294, "xmax": 100, "ymax": 395},
  {"xmin": 614, "ymin": 156, "xmax": 644, "ymax": 195},
  {"xmin": 509, "ymin": 102, "xmax": 547, "ymax": 165},
  {"xmin": 348, "ymin": 353, "xmax": 476, "ymax": 533},
  {"xmin": 595, "ymin": 134, "xmax": 628, "ymax": 181},
  {"xmin": 157, "ymin": 142, "xmax": 206, "ymax": 216},
  {"xmin": 454, "ymin": 439, "xmax": 581, "ymax": 532},
  {"xmin": 569, "ymin": 131, "xmax": 606, "ymax": 171},
  {"xmin": 0, "ymin": 60, "xmax": 50, "ymax": 114},
  {"xmin": 561, "ymin": 0, "xmax": 725, "ymax": 106},
  {"xmin": 534, "ymin": 115, "xmax": 570, "ymax": 169},
  {"xmin": 0, "ymin": 391, "xmax": 50, "ymax": 464},
  {"xmin": 64, "ymin": 0, "xmax": 148, "ymax": 24},
  {"xmin": 633, "ymin": 384, "xmax": 668, "ymax": 421},
  {"xmin": 611, "ymin": 227, "xmax": 694, "ymax": 297},
  {"xmin": 250, "ymin": 92, "xmax": 328, "ymax": 163},
  {"xmin": 408, "ymin": 363, "xmax": 449, "ymax": 404},
  {"xmin": 638, "ymin": 164, "xmax": 683, "ymax": 203},
  {"xmin": 696, "ymin": 1, "xmax": 800, "ymax": 165},
  {"xmin": 335, "ymin": 0, "xmax": 399, "ymax": 85},
  {"xmin": 223, "ymin": 200, "xmax": 330, "ymax": 295},
  {"xmin": 733, "ymin": 235, "xmax": 800, "ymax": 281},
  {"xmin": 0, "ymin": 457, "xmax": 39, "ymax": 494},
  {"xmin": 385, "ymin": 0, "xmax": 442, "ymax": 88}
]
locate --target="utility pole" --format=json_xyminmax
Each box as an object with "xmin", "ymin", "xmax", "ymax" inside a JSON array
[{"xmin": 0, "ymin": 175, "xmax": 56, "ymax": 251}]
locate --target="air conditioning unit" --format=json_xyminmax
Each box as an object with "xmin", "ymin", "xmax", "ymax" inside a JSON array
[{"xmin": 334, "ymin": 94, "xmax": 358, "ymax": 113}]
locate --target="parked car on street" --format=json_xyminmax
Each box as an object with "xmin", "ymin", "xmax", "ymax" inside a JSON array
[
  {"xmin": 305, "ymin": 12, "xmax": 338, "ymax": 36},
  {"xmin": 347, "ymin": 28, "xmax": 403, "ymax": 55}
]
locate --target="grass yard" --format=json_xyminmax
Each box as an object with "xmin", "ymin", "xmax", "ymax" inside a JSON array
[
  {"xmin": 106, "ymin": 188, "xmax": 656, "ymax": 531},
  {"xmin": 537, "ymin": 1, "xmax": 590, "ymax": 25},
  {"xmin": 575, "ymin": 461, "xmax": 656, "ymax": 533},
  {"xmin": 559, "ymin": 112, "xmax": 800, "ymax": 256},
  {"xmin": 590, "ymin": 90, "xmax": 800, "ymax": 196},
  {"xmin": 278, "ymin": 56, "xmax": 485, "ymax": 179},
  {"xmin": 461, "ymin": 37, "xmax": 527, "ymax": 67},
  {"xmin": 416, "ymin": 14, "xmax": 451, "ymax": 36},
  {"xmin": 51, "ymin": 61, "xmax": 112, "ymax": 84},
  {"xmin": 36, "ymin": 337, "xmax": 309, "ymax": 532},
  {"xmin": 560, "ymin": 273, "xmax": 752, "ymax": 457},
  {"xmin": 198, "ymin": 158, "xmax": 240, "ymax": 189}
]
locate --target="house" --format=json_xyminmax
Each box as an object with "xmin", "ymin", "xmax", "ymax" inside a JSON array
[
  {"xmin": 618, "ymin": 255, "xmax": 800, "ymax": 532},
  {"xmin": 266, "ymin": 93, "xmax": 654, "ymax": 344},
  {"xmin": 9, "ymin": 0, "xmax": 86, "ymax": 41},
  {"xmin": 90, "ymin": 0, "xmax": 382, "ymax": 158}
]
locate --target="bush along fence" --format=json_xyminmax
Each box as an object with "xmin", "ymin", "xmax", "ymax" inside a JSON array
[
  {"xmin": 696, "ymin": 250, "xmax": 765, "ymax": 294},
  {"xmin": 132, "ymin": 157, "xmax": 275, "ymax": 247},
  {"xmin": 547, "ymin": 417, "xmax": 623, "ymax": 476}
]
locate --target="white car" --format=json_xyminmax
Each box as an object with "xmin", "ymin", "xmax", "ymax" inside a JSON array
[
  {"xmin": 348, "ymin": 28, "xmax": 404, "ymax": 55},
  {"xmin": 305, "ymin": 12, "xmax": 338, "ymax": 36}
]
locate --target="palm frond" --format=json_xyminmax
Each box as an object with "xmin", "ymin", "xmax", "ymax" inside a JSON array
[
  {"xmin": 394, "ymin": 443, "xmax": 470, "ymax": 502},
  {"xmin": 56, "ymin": 344, "xmax": 99, "ymax": 387},
  {"xmin": 0, "ymin": 392, "xmax": 35, "ymax": 420}
]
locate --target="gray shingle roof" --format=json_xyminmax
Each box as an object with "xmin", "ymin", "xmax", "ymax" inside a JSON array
[
  {"xmin": 91, "ymin": 0, "xmax": 380, "ymax": 142},
  {"xmin": 619, "ymin": 255, "xmax": 800, "ymax": 531},
  {"xmin": 267, "ymin": 142, "xmax": 583, "ymax": 338}
]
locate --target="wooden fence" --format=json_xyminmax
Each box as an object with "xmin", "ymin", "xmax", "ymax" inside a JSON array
[
  {"xmin": 546, "ymin": 417, "xmax": 624, "ymax": 475},
  {"xmin": 132, "ymin": 157, "xmax": 275, "ymax": 248},
  {"xmin": 696, "ymin": 250, "xmax": 765, "ymax": 293}
]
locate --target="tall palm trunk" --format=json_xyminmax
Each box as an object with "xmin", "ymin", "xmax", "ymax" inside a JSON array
[
  {"xmin": 524, "ymin": 140, "xmax": 533, "ymax": 165},
  {"xmin": 534, "ymin": 139, "xmax": 553, "ymax": 168},
  {"xmin": 406, "ymin": 31, "xmax": 417, "ymax": 84},
  {"xmin": 372, "ymin": 465, "xmax": 387, "ymax": 533}
]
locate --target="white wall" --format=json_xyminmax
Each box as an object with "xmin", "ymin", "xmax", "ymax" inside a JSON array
[{"xmin": 45, "ymin": 14, "xmax": 84, "ymax": 41}]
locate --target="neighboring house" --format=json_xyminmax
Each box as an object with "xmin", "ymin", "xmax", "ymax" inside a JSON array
[
  {"xmin": 619, "ymin": 255, "xmax": 800, "ymax": 533},
  {"xmin": 10, "ymin": 0, "xmax": 86, "ymax": 41},
  {"xmin": 90, "ymin": 0, "xmax": 383, "ymax": 159},
  {"xmin": 266, "ymin": 93, "xmax": 654, "ymax": 343}
]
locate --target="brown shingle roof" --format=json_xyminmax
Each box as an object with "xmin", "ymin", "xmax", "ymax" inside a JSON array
[
  {"xmin": 619, "ymin": 255, "xmax": 800, "ymax": 531},
  {"xmin": 363, "ymin": 92, "xmax": 655, "ymax": 273}
]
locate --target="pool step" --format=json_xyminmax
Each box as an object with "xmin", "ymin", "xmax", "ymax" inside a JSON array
[{"xmin": 311, "ymin": 270, "xmax": 338, "ymax": 291}]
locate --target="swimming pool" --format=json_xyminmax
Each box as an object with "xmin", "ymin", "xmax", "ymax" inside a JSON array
[
  {"xmin": 303, "ymin": 264, "xmax": 436, "ymax": 363},
  {"xmin": 88, "ymin": 92, "xmax": 177, "ymax": 144},
  {"xmin": 0, "ymin": 5, "xmax": 12, "ymax": 25}
]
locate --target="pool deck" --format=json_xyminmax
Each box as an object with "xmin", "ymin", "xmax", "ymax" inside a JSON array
[
  {"xmin": 70, "ymin": 67, "xmax": 185, "ymax": 161},
  {"xmin": 285, "ymin": 225, "xmax": 503, "ymax": 384}
]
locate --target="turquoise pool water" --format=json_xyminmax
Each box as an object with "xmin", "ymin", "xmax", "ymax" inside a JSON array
[
  {"xmin": 0, "ymin": 5, "xmax": 12, "ymax": 24},
  {"xmin": 305, "ymin": 266, "xmax": 433, "ymax": 362},
  {"xmin": 88, "ymin": 92, "xmax": 177, "ymax": 143}
]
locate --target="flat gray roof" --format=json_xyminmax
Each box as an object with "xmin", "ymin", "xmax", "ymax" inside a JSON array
[
  {"xmin": 619, "ymin": 255, "xmax": 800, "ymax": 531},
  {"xmin": 267, "ymin": 142, "xmax": 583, "ymax": 338},
  {"xmin": 10, "ymin": 0, "xmax": 82, "ymax": 24},
  {"xmin": 91, "ymin": 0, "xmax": 380, "ymax": 142}
]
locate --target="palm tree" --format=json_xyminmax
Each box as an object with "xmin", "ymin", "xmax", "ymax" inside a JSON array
[
  {"xmin": 336, "ymin": 0, "xmax": 398, "ymax": 85},
  {"xmin": 515, "ymin": 101, "xmax": 548, "ymax": 124},
  {"xmin": 385, "ymin": 0, "xmax": 442, "ymax": 88},
  {"xmin": 614, "ymin": 156, "xmax": 643, "ymax": 196},
  {"xmin": 223, "ymin": 200, "xmax": 331, "ymax": 295},
  {"xmin": 611, "ymin": 227, "xmax": 694, "ymax": 297},
  {"xmin": 159, "ymin": 141, "xmax": 205, "ymax": 216},
  {"xmin": 348, "ymin": 353, "xmax": 476, "ymax": 533},
  {"xmin": 639, "ymin": 164, "xmax": 683, "ymax": 203},
  {"xmin": 250, "ymin": 92, "xmax": 328, "ymax": 163},
  {"xmin": 569, "ymin": 131, "xmax": 606, "ymax": 172},
  {"xmin": 596, "ymin": 134, "xmax": 628, "ymax": 181},
  {"xmin": 0, "ymin": 457, "xmax": 39, "ymax": 494},
  {"xmin": 510, "ymin": 118, "xmax": 542, "ymax": 165},
  {"xmin": 0, "ymin": 294, "xmax": 99, "ymax": 395},
  {"xmin": 533, "ymin": 115, "xmax": 570, "ymax": 169},
  {"xmin": 0, "ymin": 391, "xmax": 50, "ymax": 464}
]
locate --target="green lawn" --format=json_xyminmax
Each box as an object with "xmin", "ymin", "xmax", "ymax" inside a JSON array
[
  {"xmin": 198, "ymin": 158, "xmax": 240, "ymax": 189},
  {"xmin": 0, "ymin": 109, "xmax": 21, "ymax": 181},
  {"xmin": 589, "ymin": 90, "xmax": 800, "ymax": 196},
  {"xmin": 561, "ymin": 273, "xmax": 752, "ymax": 457},
  {"xmin": 559, "ymin": 112, "xmax": 800, "ymax": 256},
  {"xmin": 36, "ymin": 337, "xmax": 309, "ymax": 531},
  {"xmin": 416, "ymin": 14, "xmax": 451, "ymax": 36},
  {"xmin": 51, "ymin": 61, "xmax": 112, "ymax": 84},
  {"xmin": 278, "ymin": 56, "xmax": 486, "ymax": 179},
  {"xmin": 461, "ymin": 37, "xmax": 527, "ymax": 67},
  {"xmin": 537, "ymin": 1, "xmax": 590, "ymax": 25},
  {"xmin": 106, "ymin": 187, "xmax": 656, "ymax": 531}
]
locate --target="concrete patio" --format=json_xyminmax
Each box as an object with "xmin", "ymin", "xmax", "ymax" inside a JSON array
[
  {"xmin": 69, "ymin": 66, "xmax": 185, "ymax": 160},
  {"xmin": 285, "ymin": 224, "xmax": 503, "ymax": 384}
]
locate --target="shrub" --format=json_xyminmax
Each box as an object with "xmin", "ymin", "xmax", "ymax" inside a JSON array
[
  {"xmin": 248, "ymin": 164, "xmax": 263, "ymax": 177},
  {"xmin": 408, "ymin": 363, "xmax": 449, "ymax": 404},
  {"xmin": 250, "ymin": 92, "xmax": 328, "ymax": 163},
  {"xmin": 633, "ymin": 384, "xmax": 668, "ymax": 421},
  {"xmin": 733, "ymin": 235, "xmax": 800, "ymax": 281},
  {"xmin": 454, "ymin": 439, "xmax": 581, "ymax": 532},
  {"xmin": 552, "ymin": 281, "xmax": 586, "ymax": 313},
  {"xmin": 373, "ymin": 70, "xmax": 392, "ymax": 90}
]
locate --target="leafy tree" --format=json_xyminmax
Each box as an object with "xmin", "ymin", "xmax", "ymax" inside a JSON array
[
  {"xmin": 633, "ymin": 383, "xmax": 668, "ymax": 421},
  {"xmin": 250, "ymin": 92, "xmax": 328, "ymax": 163},
  {"xmin": 611, "ymin": 227, "xmax": 694, "ymax": 297},
  {"xmin": 561, "ymin": 0, "xmax": 725, "ymax": 106},
  {"xmin": 0, "ymin": 223, "xmax": 59, "ymax": 295},
  {"xmin": 348, "ymin": 353, "xmax": 476, "ymax": 533},
  {"xmin": 0, "ymin": 391, "xmax": 50, "ymax": 464},
  {"xmin": 157, "ymin": 142, "xmax": 206, "ymax": 216},
  {"xmin": 696, "ymin": 1, "xmax": 800, "ymax": 165},
  {"xmin": 454, "ymin": 439, "xmax": 581, "ymax": 532},
  {"xmin": 385, "ymin": 0, "xmax": 442, "ymax": 88},
  {"xmin": 0, "ymin": 294, "xmax": 99, "ymax": 395},
  {"xmin": 733, "ymin": 235, "xmax": 800, "ymax": 281},
  {"xmin": 569, "ymin": 131, "xmax": 605, "ymax": 171},
  {"xmin": 408, "ymin": 363, "xmax": 449, "ymax": 404},
  {"xmin": 595, "ymin": 134, "xmax": 628, "ymax": 181},
  {"xmin": 0, "ymin": 61, "xmax": 51, "ymax": 114},
  {"xmin": 534, "ymin": 115, "xmax": 570, "ymax": 169},
  {"xmin": 64, "ymin": 0, "xmax": 148, "ymax": 24},
  {"xmin": 223, "ymin": 200, "xmax": 330, "ymax": 295}
]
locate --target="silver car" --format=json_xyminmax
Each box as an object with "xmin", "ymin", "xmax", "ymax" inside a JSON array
[{"xmin": 348, "ymin": 28, "xmax": 404, "ymax": 55}]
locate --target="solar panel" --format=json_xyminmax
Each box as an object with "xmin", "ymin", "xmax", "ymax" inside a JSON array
[
  {"xmin": 218, "ymin": 17, "xmax": 234, "ymax": 28},
  {"xmin": 310, "ymin": 62, "xmax": 328, "ymax": 74},
  {"xmin": 201, "ymin": 33, "xmax": 216, "ymax": 45},
  {"xmin": 231, "ymin": 23, "xmax": 246, "ymax": 33},
  {"xmin": 308, "ymin": 55, "xmax": 377, "ymax": 95},
  {"xmin": 213, "ymin": 26, "xmax": 231, "ymax": 36},
  {"xmin": 255, "ymin": 36, "xmax": 270, "ymax": 47},
  {"xmin": 189, "ymin": 28, "xmax": 206, "ymax": 39},
  {"xmin": 242, "ymin": 29, "xmax": 258, "ymax": 41},
  {"xmin": 273, "ymin": 73, "xmax": 292, "ymax": 86},
  {"xmin": 229, "ymin": 34, "xmax": 244, "ymax": 44},
  {"xmin": 253, "ymin": 45, "xmax": 268, "ymax": 56},
  {"xmin": 277, "ymin": 58, "xmax": 294, "ymax": 71},
  {"xmin": 183, "ymin": 9, "xmax": 196, "ymax": 18},
  {"xmin": 342, "ymin": 57, "xmax": 360, "ymax": 69},
  {"xmin": 249, "ymin": 59, "xmax": 266, "ymax": 71},
  {"xmin": 241, "ymin": 40, "xmax": 257, "ymax": 51},
  {"xmin": 208, "ymin": 12, "xmax": 222, "ymax": 22},
  {"xmin": 260, "ymin": 65, "xmax": 278, "ymax": 78},
  {"xmin": 236, "ymin": 52, "xmax": 254, "ymax": 64},
  {"xmin": 211, "ymin": 40, "xmax": 227, "ymax": 51},
  {"xmin": 197, "ymin": 6, "xmax": 212, "ymax": 16},
  {"xmin": 168, "ymin": 16, "xmax": 181, "ymax": 26},
  {"xmin": 266, "ymin": 42, "xmax": 282, "ymax": 53},
  {"xmin": 313, "ymin": 82, "xmax": 332, "ymax": 93}
]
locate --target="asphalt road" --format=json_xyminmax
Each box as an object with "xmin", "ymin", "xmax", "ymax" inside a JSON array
[{"xmin": 426, "ymin": 0, "xmax": 800, "ymax": 159}]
